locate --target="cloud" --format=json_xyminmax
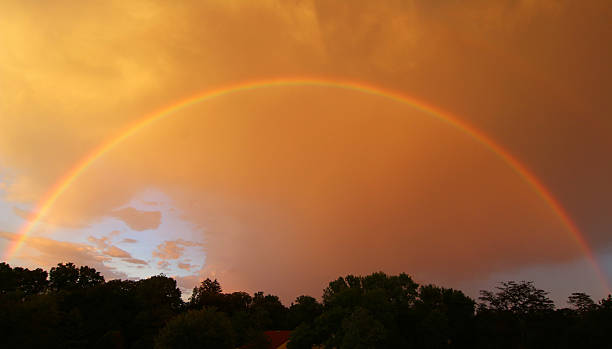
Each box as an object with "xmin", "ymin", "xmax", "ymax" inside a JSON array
[
  {"xmin": 88, "ymin": 235, "xmax": 136, "ymax": 260},
  {"xmin": 0, "ymin": 0, "xmax": 611, "ymax": 302},
  {"xmin": 87, "ymin": 236, "xmax": 110, "ymax": 250},
  {"xmin": 152, "ymin": 241, "xmax": 183, "ymax": 260},
  {"xmin": 123, "ymin": 258, "xmax": 148, "ymax": 265},
  {"xmin": 12, "ymin": 207, "xmax": 33, "ymax": 220},
  {"xmin": 104, "ymin": 245, "xmax": 131, "ymax": 258},
  {"xmin": 178, "ymin": 262, "xmax": 194, "ymax": 271},
  {"xmin": 120, "ymin": 238, "xmax": 138, "ymax": 244},
  {"xmin": 174, "ymin": 274, "xmax": 202, "ymax": 293},
  {"xmin": 152, "ymin": 239, "xmax": 203, "ymax": 260},
  {"xmin": 0, "ymin": 231, "xmax": 125, "ymax": 279},
  {"xmin": 157, "ymin": 260, "xmax": 170, "ymax": 269},
  {"xmin": 110, "ymin": 207, "xmax": 161, "ymax": 231}
]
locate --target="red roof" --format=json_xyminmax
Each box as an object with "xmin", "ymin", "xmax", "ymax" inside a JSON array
[{"xmin": 263, "ymin": 330, "xmax": 291, "ymax": 348}]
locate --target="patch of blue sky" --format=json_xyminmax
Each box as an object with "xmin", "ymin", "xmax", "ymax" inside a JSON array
[
  {"xmin": 2, "ymin": 185, "xmax": 207, "ymax": 280},
  {"xmin": 92, "ymin": 189, "xmax": 206, "ymax": 279},
  {"xmin": 0, "ymin": 197, "xmax": 22, "ymax": 234},
  {"xmin": 456, "ymin": 255, "xmax": 606, "ymax": 308}
]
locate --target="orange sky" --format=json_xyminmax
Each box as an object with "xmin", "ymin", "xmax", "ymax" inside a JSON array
[{"xmin": 1, "ymin": 0, "xmax": 611, "ymax": 302}]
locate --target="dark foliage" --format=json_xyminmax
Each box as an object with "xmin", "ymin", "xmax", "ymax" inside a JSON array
[
  {"xmin": 154, "ymin": 308, "xmax": 235, "ymax": 349},
  {"xmin": 2, "ymin": 261, "xmax": 612, "ymax": 348}
]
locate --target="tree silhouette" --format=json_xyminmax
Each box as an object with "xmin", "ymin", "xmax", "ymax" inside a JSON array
[
  {"xmin": 3, "ymin": 261, "xmax": 612, "ymax": 349},
  {"xmin": 288, "ymin": 295, "xmax": 323, "ymax": 328},
  {"xmin": 0, "ymin": 263, "xmax": 48, "ymax": 295},
  {"xmin": 154, "ymin": 308, "xmax": 235, "ymax": 349},
  {"xmin": 0, "ymin": 262, "xmax": 16, "ymax": 293},
  {"xmin": 478, "ymin": 281, "xmax": 554, "ymax": 315},
  {"xmin": 77, "ymin": 266, "xmax": 104, "ymax": 288},
  {"xmin": 340, "ymin": 307, "xmax": 388, "ymax": 348},
  {"xmin": 568, "ymin": 292, "xmax": 596, "ymax": 313},
  {"xmin": 189, "ymin": 278, "xmax": 223, "ymax": 309},
  {"xmin": 49, "ymin": 263, "xmax": 80, "ymax": 291}
]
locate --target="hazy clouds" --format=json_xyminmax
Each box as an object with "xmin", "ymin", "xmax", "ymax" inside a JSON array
[{"xmin": 1, "ymin": 0, "xmax": 611, "ymax": 300}]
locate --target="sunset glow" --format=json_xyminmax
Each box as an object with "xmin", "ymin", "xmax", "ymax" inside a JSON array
[{"xmin": 2, "ymin": 0, "xmax": 611, "ymax": 308}]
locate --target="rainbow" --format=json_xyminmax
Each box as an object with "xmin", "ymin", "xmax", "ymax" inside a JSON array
[{"xmin": 5, "ymin": 77, "xmax": 609, "ymax": 291}]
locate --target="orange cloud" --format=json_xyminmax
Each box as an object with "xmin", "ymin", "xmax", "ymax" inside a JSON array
[
  {"xmin": 178, "ymin": 262, "xmax": 194, "ymax": 271},
  {"xmin": 104, "ymin": 245, "xmax": 131, "ymax": 259},
  {"xmin": 1, "ymin": 0, "xmax": 610, "ymax": 301},
  {"xmin": 152, "ymin": 239, "xmax": 203, "ymax": 260},
  {"xmin": 12, "ymin": 207, "xmax": 32, "ymax": 220},
  {"xmin": 152, "ymin": 241, "xmax": 183, "ymax": 260},
  {"xmin": 0, "ymin": 231, "xmax": 124, "ymax": 279},
  {"xmin": 124, "ymin": 258, "xmax": 148, "ymax": 265},
  {"xmin": 158, "ymin": 260, "xmax": 170, "ymax": 269},
  {"xmin": 87, "ymin": 236, "xmax": 110, "ymax": 250},
  {"xmin": 110, "ymin": 207, "xmax": 161, "ymax": 231},
  {"xmin": 88, "ymin": 235, "xmax": 140, "ymax": 262}
]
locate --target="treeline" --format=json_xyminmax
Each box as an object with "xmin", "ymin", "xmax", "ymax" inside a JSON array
[{"xmin": 1, "ymin": 262, "xmax": 612, "ymax": 348}]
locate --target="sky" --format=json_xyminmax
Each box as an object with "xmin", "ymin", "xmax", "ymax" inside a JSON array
[{"xmin": 1, "ymin": 0, "xmax": 611, "ymax": 304}]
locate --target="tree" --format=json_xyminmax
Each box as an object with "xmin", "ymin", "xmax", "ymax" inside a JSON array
[
  {"xmin": 478, "ymin": 281, "xmax": 554, "ymax": 315},
  {"xmin": 288, "ymin": 295, "xmax": 323, "ymax": 328},
  {"xmin": 133, "ymin": 275, "xmax": 183, "ymax": 311},
  {"xmin": 323, "ymin": 272, "xmax": 419, "ymax": 308},
  {"xmin": 193, "ymin": 278, "xmax": 222, "ymax": 296},
  {"xmin": 290, "ymin": 272, "xmax": 420, "ymax": 348},
  {"xmin": 189, "ymin": 278, "xmax": 223, "ymax": 309},
  {"xmin": 49, "ymin": 263, "xmax": 104, "ymax": 292},
  {"xmin": 17, "ymin": 267, "xmax": 48, "ymax": 295},
  {"xmin": 154, "ymin": 308, "xmax": 235, "ymax": 349},
  {"xmin": 568, "ymin": 292, "xmax": 596, "ymax": 313},
  {"xmin": 251, "ymin": 291, "xmax": 288, "ymax": 330},
  {"xmin": 340, "ymin": 307, "xmax": 388, "ymax": 349},
  {"xmin": 49, "ymin": 263, "xmax": 80, "ymax": 291},
  {"xmin": 599, "ymin": 294, "xmax": 612, "ymax": 310},
  {"xmin": 0, "ymin": 263, "xmax": 49, "ymax": 295},
  {"xmin": 224, "ymin": 291, "xmax": 252, "ymax": 313},
  {"xmin": 415, "ymin": 285, "xmax": 475, "ymax": 347},
  {"xmin": 78, "ymin": 266, "xmax": 104, "ymax": 288},
  {"xmin": 0, "ymin": 262, "xmax": 17, "ymax": 293}
]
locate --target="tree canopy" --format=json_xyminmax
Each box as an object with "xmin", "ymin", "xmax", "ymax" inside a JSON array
[{"xmin": 1, "ymin": 261, "xmax": 612, "ymax": 349}]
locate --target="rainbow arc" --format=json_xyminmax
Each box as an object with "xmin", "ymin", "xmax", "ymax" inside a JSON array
[{"xmin": 5, "ymin": 77, "xmax": 608, "ymax": 291}]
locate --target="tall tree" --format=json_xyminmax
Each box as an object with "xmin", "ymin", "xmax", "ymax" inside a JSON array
[
  {"xmin": 49, "ymin": 263, "xmax": 80, "ymax": 291},
  {"xmin": 478, "ymin": 281, "xmax": 554, "ymax": 315},
  {"xmin": 288, "ymin": 295, "xmax": 323, "ymax": 328},
  {"xmin": 0, "ymin": 263, "xmax": 48, "ymax": 295},
  {"xmin": 0, "ymin": 262, "xmax": 17, "ymax": 293},
  {"xmin": 77, "ymin": 266, "xmax": 104, "ymax": 288},
  {"xmin": 251, "ymin": 291, "xmax": 288, "ymax": 330},
  {"xmin": 568, "ymin": 292, "xmax": 596, "ymax": 313},
  {"xmin": 189, "ymin": 278, "xmax": 223, "ymax": 308}
]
